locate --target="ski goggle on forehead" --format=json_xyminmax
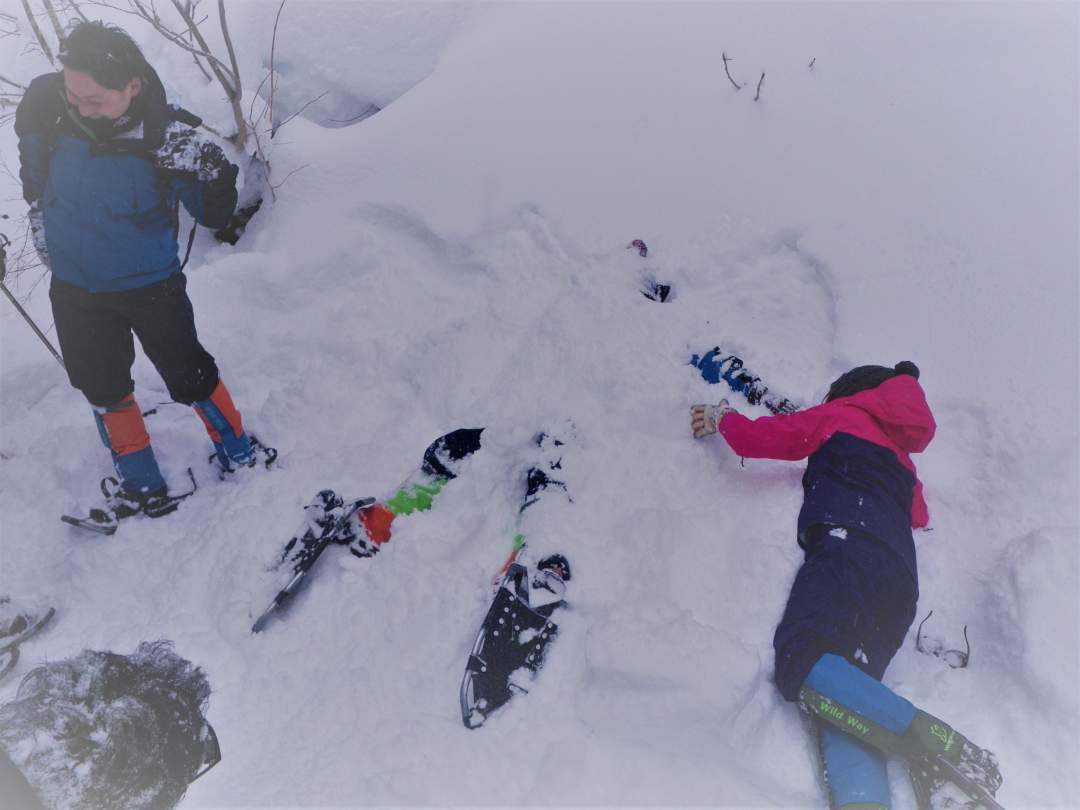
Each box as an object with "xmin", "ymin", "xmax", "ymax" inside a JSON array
[
  {"xmin": 915, "ymin": 610, "xmax": 970, "ymax": 669},
  {"xmin": 190, "ymin": 721, "xmax": 221, "ymax": 783}
]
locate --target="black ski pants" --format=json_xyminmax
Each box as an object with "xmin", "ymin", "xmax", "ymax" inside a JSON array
[{"xmin": 49, "ymin": 274, "xmax": 220, "ymax": 408}]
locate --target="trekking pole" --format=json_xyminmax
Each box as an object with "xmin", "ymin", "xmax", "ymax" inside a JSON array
[{"xmin": 0, "ymin": 234, "xmax": 66, "ymax": 369}]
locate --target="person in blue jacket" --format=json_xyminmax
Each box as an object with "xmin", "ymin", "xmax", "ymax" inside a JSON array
[{"xmin": 15, "ymin": 21, "xmax": 258, "ymax": 521}]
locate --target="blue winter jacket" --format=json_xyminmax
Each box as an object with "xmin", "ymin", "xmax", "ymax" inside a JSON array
[{"xmin": 15, "ymin": 70, "xmax": 237, "ymax": 293}]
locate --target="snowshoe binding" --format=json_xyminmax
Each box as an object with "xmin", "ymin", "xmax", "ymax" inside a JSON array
[
  {"xmin": 62, "ymin": 469, "xmax": 197, "ymax": 535},
  {"xmin": 210, "ymin": 433, "xmax": 278, "ymax": 478}
]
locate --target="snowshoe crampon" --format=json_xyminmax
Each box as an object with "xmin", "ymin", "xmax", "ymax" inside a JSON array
[
  {"xmin": 460, "ymin": 564, "xmax": 560, "ymax": 729},
  {"xmin": 910, "ymin": 754, "xmax": 1005, "ymax": 810}
]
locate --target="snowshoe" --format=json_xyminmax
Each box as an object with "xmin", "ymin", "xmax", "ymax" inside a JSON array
[
  {"xmin": 910, "ymin": 753, "xmax": 1005, "ymax": 810},
  {"xmin": 253, "ymin": 492, "xmax": 376, "ymax": 633},
  {"xmin": 61, "ymin": 469, "xmax": 197, "ymax": 535},
  {"xmin": 271, "ymin": 490, "xmax": 374, "ymax": 575},
  {"xmin": 690, "ymin": 347, "xmax": 800, "ymax": 415},
  {"xmin": 0, "ymin": 604, "xmax": 56, "ymax": 680},
  {"xmin": 460, "ymin": 560, "xmax": 567, "ymax": 728},
  {"xmin": 253, "ymin": 429, "xmax": 486, "ymax": 634}
]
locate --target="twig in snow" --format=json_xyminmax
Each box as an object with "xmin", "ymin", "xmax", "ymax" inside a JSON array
[
  {"xmin": 269, "ymin": 164, "xmax": 308, "ymax": 191},
  {"xmin": 268, "ymin": 0, "xmax": 285, "ymax": 138},
  {"xmin": 754, "ymin": 71, "xmax": 765, "ymax": 101},
  {"xmin": 272, "ymin": 90, "xmax": 327, "ymax": 136},
  {"xmin": 722, "ymin": 51, "xmax": 742, "ymax": 90},
  {"xmin": 809, "ymin": 57, "xmax": 816, "ymax": 69}
]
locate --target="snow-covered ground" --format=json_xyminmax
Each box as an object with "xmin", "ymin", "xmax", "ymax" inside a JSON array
[{"xmin": 1, "ymin": 2, "xmax": 1077, "ymax": 807}]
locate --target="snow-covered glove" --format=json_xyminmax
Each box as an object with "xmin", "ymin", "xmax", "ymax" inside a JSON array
[
  {"xmin": 690, "ymin": 400, "xmax": 732, "ymax": 439},
  {"xmin": 28, "ymin": 202, "xmax": 49, "ymax": 269},
  {"xmin": 154, "ymin": 123, "xmax": 239, "ymax": 228},
  {"xmin": 154, "ymin": 123, "xmax": 236, "ymax": 183}
]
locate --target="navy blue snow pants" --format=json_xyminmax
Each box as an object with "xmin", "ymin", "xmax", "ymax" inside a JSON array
[{"xmin": 773, "ymin": 529, "xmax": 918, "ymax": 809}]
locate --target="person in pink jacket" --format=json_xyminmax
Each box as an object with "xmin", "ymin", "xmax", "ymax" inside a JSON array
[{"xmin": 691, "ymin": 362, "xmax": 1003, "ymax": 810}]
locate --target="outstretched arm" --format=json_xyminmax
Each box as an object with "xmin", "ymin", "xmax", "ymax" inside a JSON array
[{"xmin": 716, "ymin": 407, "xmax": 829, "ymax": 461}]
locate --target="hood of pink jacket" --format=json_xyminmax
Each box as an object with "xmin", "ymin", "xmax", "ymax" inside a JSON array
[{"xmin": 836, "ymin": 375, "xmax": 936, "ymax": 455}]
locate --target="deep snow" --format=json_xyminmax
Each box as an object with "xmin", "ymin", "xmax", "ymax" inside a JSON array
[{"xmin": 0, "ymin": 2, "xmax": 1077, "ymax": 808}]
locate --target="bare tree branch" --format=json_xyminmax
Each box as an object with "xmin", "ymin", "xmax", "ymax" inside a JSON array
[
  {"xmin": 40, "ymin": 0, "xmax": 66, "ymax": 43},
  {"xmin": 272, "ymin": 90, "xmax": 326, "ymax": 134},
  {"xmin": 0, "ymin": 74, "xmax": 27, "ymax": 90},
  {"xmin": 754, "ymin": 71, "xmax": 765, "ymax": 102},
  {"xmin": 167, "ymin": 0, "xmax": 246, "ymax": 146},
  {"xmin": 248, "ymin": 70, "xmax": 272, "ymax": 129},
  {"xmin": 128, "ymin": 0, "xmax": 232, "ymax": 77},
  {"xmin": 65, "ymin": 1, "xmax": 90, "ymax": 23},
  {"xmin": 268, "ymin": 0, "xmax": 285, "ymax": 137},
  {"xmin": 269, "ymin": 163, "xmax": 307, "ymax": 191},
  {"xmin": 722, "ymin": 52, "xmax": 742, "ymax": 90},
  {"xmin": 167, "ymin": 0, "xmax": 237, "ymax": 93},
  {"xmin": 19, "ymin": 0, "xmax": 56, "ymax": 63},
  {"xmin": 216, "ymin": 0, "xmax": 242, "ymax": 99}
]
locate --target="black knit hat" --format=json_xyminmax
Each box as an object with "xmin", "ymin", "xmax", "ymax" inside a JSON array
[{"xmin": 825, "ymin": 361, "xmax": 919, "ymax": 402}]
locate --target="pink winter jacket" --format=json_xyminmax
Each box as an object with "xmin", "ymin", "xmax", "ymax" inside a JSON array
[{"xmin": 718, "ymin": 375, "xmax": 936, "ymax": 528}]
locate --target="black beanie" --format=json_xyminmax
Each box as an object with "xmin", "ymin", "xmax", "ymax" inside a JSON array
[{"xmin": 825, "ymin": 361, "xmax": 920, "ymax": 402}]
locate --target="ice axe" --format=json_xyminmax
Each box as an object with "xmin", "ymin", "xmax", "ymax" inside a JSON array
[{"xmin": 0, "ymin": 233, "xmax": 65, "ymax": 369}]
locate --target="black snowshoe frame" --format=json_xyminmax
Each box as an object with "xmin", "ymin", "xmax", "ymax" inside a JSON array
[
  {"xmin": 460, "ymin": 562, "xmax": 561, "ymax": 729},
  {"xmin": 251, "ymin": 495, "xmax": 376, "ymax": 633},
  {"xmin": 910, "ymin": 754, "xmax": 1005, "ymax": 810}
]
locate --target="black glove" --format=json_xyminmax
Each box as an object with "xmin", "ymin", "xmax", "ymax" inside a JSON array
[
  {"xmin": 155, "ymin": 123, "xmax": 239, "ymax": 227},
  {"xmin": 154, "ymin": 123, "xmax": 237, "ymax": 184}
]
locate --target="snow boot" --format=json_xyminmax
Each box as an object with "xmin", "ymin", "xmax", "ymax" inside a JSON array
[
  {"xmin": 209, "ymin": 434, "xmax": 278, "ymax": 476},
  {"xmin": 194, "ymin": 380, "xmax": 277, "ymax": 474},
  {"xmin": 99, "ymin": 476, "xmax": 182, "ymax": 520}
]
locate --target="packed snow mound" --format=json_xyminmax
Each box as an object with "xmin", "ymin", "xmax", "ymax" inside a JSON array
[{"xmin": 232, "ymin": 0, "xmax": 477, "ymax": 130}]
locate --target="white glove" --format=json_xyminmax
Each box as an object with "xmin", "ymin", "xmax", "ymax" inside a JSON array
[
  {"xmin": 28, "ymin": 202, "xmax": 49, "ymax": 269},
  {"xmin": 690, "ymin": 400, "xmax": 732, "ymax": 439}
]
